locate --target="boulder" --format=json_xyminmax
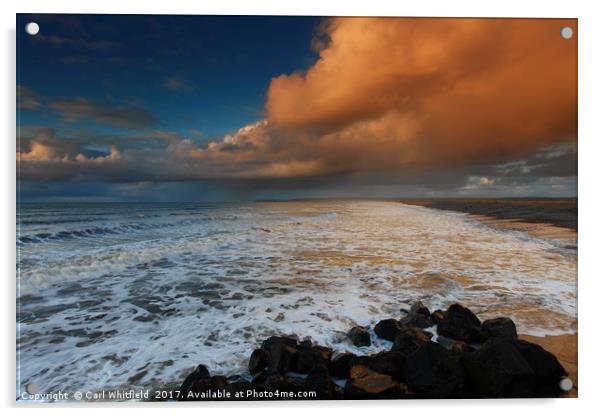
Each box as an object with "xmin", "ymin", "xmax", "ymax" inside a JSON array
[
  {"xmin": 437, "ymin": 335, "xmax": 475, "ymax": 353},
  {"xmin": 305, "ymin": 365, "xmax": 335, "ymax": 399},
  {"xmin": 248, "ymin": 348, "xmax": 270, "ymax": 375},
  {"xmin": 513, "ymin": 339, "xmax": 567, "ymax": 396},
  {"xmin": 261, "ymin": 335, "xmax": 298, "ymax": 350},
  {"xmin": 401, "ymin": 313, "xmax": 434, "ymax": 328},
  {"xmin": 226, "ymin": 374, "xmax": 246, "ymax": 383},
  {"xmin": 462, "ymin": 339, "xmax": 535, "ymax": 398},
  {"xmin": 347, "ymin": 326, "xmax": 371, "ymax": 347},
  {"xmin": 390, "ymin": 327, "xmax": 432, "ymax": 356},
  {"xmin": 261, "ymin": 337, "xmax": 299, "ymax": 375},
  {"xmin": 410, "ymin": 301, "xmax": 431, "ymax": 316},
  {"xmin": 349, "ymin": 351, "xmax": 406, "ymax": 381},
  {"xmin": 296, "ymin": 342, "xmax": 333, "ymax": 373},
  {"xmin": 437, "ymin": 303, "xmax": 483, "ymax": 343},
  {"xmin": 251, "ymin": 369, "xmax": 268, "ymax": 384},
  {"xmin": 209, "ymin": 375, "xmax": 227, "ymax": 390},
  {"xmin": 374, "ymin": 319, "xmax": 403, "ymax": 341},
  {"xmin": 330, "ymin": 352, "xmax": 356, "ymax": 379},
  {"xmin": 404, "ymin": 341, "xmax": 465, "ymax": 399},
  {"xmin": 178, "ymin": 364, "xmax": 210, "ymax": 400},
  {"xmin": 430, "ymin": 309, "xmax": 445, "ymax": 324},
  {"xmin": 344, "ymin": 365, "xmax": 413, "ymax": 399},
  {"xmin": 482, "ymin": 317, "xmax": 518, "ymax": 340}
]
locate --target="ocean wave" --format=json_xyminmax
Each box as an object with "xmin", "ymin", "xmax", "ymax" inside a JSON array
[{"xmin": 17, "ymin": 224, "xmax": 150, "ymax": 245}]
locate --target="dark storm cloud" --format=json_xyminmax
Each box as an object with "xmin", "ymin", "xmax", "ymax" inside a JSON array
[
  {"xmin": 49, "ymin": 98, "xmax": 157, "ymax": 129},
  {"xmin": 17, "ymin": 127, "xmax": 576, "ymax": 201},
  {"xmin": 18, "ymin": 86, "xmax": 158, "ymax": 130}
]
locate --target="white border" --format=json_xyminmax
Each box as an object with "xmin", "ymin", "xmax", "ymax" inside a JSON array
[{"xmin": 3, "ymin": 0, "xmax": 602, "ymax": 415}]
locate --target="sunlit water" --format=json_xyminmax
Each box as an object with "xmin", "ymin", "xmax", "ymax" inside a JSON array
[{"xmin": 16, "ymin": 200, "xmax": 577, "ymax": 395}]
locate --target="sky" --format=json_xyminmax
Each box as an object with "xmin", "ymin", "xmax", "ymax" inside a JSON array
[{"xmin": 17, "ymin": 14, "xmax": 577, "ymax": 202}]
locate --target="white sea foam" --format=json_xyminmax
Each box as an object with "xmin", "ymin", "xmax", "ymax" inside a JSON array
[{"xmin": 16, "ymin": 201, "xmax": 577, "ymax": 397}]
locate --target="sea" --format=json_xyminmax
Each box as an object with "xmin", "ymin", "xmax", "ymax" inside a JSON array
[{"xmin": 16, "ymin": 200, "xmax": 577, "ymax": 396}]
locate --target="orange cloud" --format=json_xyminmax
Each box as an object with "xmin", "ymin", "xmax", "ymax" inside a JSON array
[{"xmin": 265, "ymin": 17, "xmax": 577, "ymax": 173}]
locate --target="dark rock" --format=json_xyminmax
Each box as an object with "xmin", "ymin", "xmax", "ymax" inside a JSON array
[
  {"xmin": 330, "ymin": 352, "xmax": 357, "ymax": 379},
  {"xmin": 332, "ymin": 384, "xmax": 344, "ymax": 399},
  {"xmin": 305, "ymin": 365, "xmax": 334, "ymax": 399},
  {"xmin": 261, "ymin": 337, "xmax": 299, "ymax": 375},
  {"xmin": 401, "ymin": 313, "xmax": 434, "ymax": 328},
  {"xmin": 462, "ymin": 339, "xmax": 535, "ymax": 398},
  {"xmin": 178, "ymin": 371, "xmax": 236, "ymax": 401},
  {"xmin": 390, "ymin": 327, "xmax": 432, "ymax": 356},
  {"xmin": 374, "ymin": 319, "xmax": 403, "ymax": 341},
  {"xmin": 430, "ymin": 309, "xmax": 445, "ymax": 324},
  {"xmin": 410, "ymin": 301, "xmax": 431, "ymax": 316},
  {"xmin": 437, "ymin": 335, "xmax": 475, "ymax": 353},
  {"xmin": 344, "ymin": 365, "xmax": 413, "ymax": 399},
  {"xmin": 437, "ymin": 303, "xmax": 484, "ymax": 343},
  {"xmin": 299, "ymin": 339, "xmax": 312, "ymax": 348},
  {"xmin": 349, "ymin": 351, "xmax": 406, "ymax": 381},
  {"xmin": 251, "ymin": 369, "xmax": 268, "ymax": 384},
  {"xmin": 249, "ymin": 348, "xmax": 270, "ymax": 375},
  {"xmin": 179, "ymin": 364, "xmax": 210, "ymax": 400},
  {"xmin": 261, "ymin": 335, "xmax": 298, "ymax": 350},
  {"xmin": 404, "ymin": 341, "xmax": 465, "ymax": 398},
  {"xmin": 513, "ymin": 339, "xmax": 567, "ymax": 396},
  {"xmin": 482, "ymin": 317, "xmax": 518, "ymax": 340},
  {"xmin": 296, "ymin": 342, "xmax": 332, "ymax": 373},
  {"xmin": 226, "ymin": 374, "xmax": 246, "ymax": 383},
  {"xmin": 347, "ymin": 326, "xmax": 371, "ymax": 347},
  {"xmin": 209, "ymin": 375, "xmax": 227, "ymax": 390}
]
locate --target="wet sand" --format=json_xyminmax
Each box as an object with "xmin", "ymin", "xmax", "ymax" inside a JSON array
[
  {"xmin": 521, "ymin": 334, "xmax": 578, "ymax": 397},
  {"xmin": 470, "ymin": 214, "xmax": 577, "ymax": 250}
]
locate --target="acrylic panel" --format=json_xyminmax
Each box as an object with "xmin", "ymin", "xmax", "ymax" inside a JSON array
[{"xmin": 16, "ymin": 14, "xmax": 577, "ymax": 402}]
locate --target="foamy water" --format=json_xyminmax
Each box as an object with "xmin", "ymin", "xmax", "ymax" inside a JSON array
[{"xmin": 16, "ymin": 200, "xmax": 577, "ymax": 396}]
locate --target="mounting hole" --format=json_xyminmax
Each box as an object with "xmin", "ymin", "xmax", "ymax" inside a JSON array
[
  {"xmin": 560, "ymin": 26, "xmax": 573, "ymax": 40},
  {"xmin": 559, "ymin": 377, "xmax": 573, "ymax": 392},
  {"xmin": 25, "ymin": 383, "xmax": 39, "ymax": 394},
  {"xmin": 25, "ymin": 22, "xmax": 39, "ymax": 36}
]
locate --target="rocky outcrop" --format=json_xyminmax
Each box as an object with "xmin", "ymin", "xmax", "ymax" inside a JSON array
[
  {"xmin": 175, "ymin": 302, "xmax": 570, "ymax": 401},
  {"xmin": 482, "ymin": 317, "xmax": 518, "ymax": 341},
  {"xmin": 437, "ymin": 303, "xmax": 484, "ymax": 343}
]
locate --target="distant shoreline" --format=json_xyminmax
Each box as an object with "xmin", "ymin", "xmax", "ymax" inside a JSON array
[{"xmin": 401, "ymin": 198, "xmax": 577, "ymax": 231}]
